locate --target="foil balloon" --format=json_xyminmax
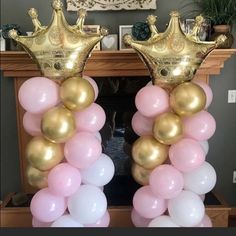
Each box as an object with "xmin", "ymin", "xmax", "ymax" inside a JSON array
[
  {"xmin": 9, "ymin": 0, "xmax": 108, "ymax": 83},
  {"xmin": 124, "ymin": 13, "xmax": 226, "ymax": 90}
]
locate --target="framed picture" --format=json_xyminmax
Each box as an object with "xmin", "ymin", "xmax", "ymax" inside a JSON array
[
  {"xmin": 83, "ymin": 25, "xmax": 101, "ymax": 50},
  {"xmin": 67, "ymin": 0, "xmax": 157, "ymax": 11},
  {"xmin": 102, "ymin": 34, "xmax": 118, "ymax": 51},
  {"xmin": 119, "ymin": 25, "xmax": 133, "ymax": 50},
  {"xmin": 185, "ymin": 19, "xmax": 211, "ymax": 41}
]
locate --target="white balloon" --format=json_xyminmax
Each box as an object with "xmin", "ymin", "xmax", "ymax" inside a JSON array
[
  {"xmin": 81, "ymin": 154, "xmax": 115, "ymax": 187},
  {"xmin": 94, "ymin": 132, "xmax": 102, "ymax": 143},
  {"xmin": 184, "ymin": 162, "xmax": 217, "ymax": 195},
  {"xmin": 199, "ymin": 141, "xmax": 209, "ymax": 155},
  {"xmin": 51, "ymin": 214, "xmax": 83, "ymax": 227},
  {"xmin": 148, "ymin": 215, "xmax": 179, "ymax": 227},
  {"xmin": 168, "ymin": 190, "xmax": 205, "ymax": 227},
  {"xmin": 199, "ymin": 194, "xmax": 205, "ymax": 202},
  {"xmin": 68, "ymin": 185, "xmax": 107, "ymax": 224}
]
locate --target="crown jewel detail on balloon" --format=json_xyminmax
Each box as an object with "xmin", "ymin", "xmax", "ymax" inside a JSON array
[
  {"xmin": 9, "ymin": 0, "xmax": 108, "ymax": 82},
  {"xmin": 124, "ymin": 12, "xmax": 226, "ymax": 90}
]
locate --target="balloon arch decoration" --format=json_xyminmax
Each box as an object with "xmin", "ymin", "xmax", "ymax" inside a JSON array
[{"xmin": 10, "ymin": 0, "xmax": 225, "ymax": 228}]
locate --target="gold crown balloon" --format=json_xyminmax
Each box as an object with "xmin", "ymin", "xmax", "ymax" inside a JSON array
[
  {"xmin": 124, "ymin": 12, "xmax": 226, "ymax": 90},
  {"xmin": 9, "ymin": 0, "xmax": 108, "ymax": 82}
]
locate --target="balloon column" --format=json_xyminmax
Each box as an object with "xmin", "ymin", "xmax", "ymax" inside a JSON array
[
  {"xmin": 125, "ymin": 13, "xmax": 226, "ymax": 227},
  {"xmin": 10, "ymin": 0, "xmax": 114, "ymax": 227}
]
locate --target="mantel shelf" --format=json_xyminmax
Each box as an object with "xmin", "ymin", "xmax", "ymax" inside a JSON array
[{"xmin": 1, "ymin": 49, "xmax": 236, "ymax": 78}]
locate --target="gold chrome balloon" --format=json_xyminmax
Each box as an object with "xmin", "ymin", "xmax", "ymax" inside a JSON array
[
  {"xmin": 41, "ymin": 106, "xmax": 76, "ymax": 143},
  {"xmin": 26, "ymin": 136, "xmax": 63, "ymax": 171},
  {"xmin": 131, "ymin": 163, "xmax": 152, "ymax": 186},
  {"xmin": 124, "ymin": 13, "xmax": 226, "ymax": 90},
  {"xmin": 9, "ymin": 1, "xmax": 108, "ymax": 82},
  {"xmin": 26, "ymin": 165, "xmax": 48, "ymax": 189},
  {"xmin": 132, "ymin": 136, "xmax": 168, "ymax": 169},
  {"xmin": 170, "ymin": 82, "xmax": 206, "ymax": 116},
  {"xmin": 60, "ymin": 77, "xmax": 95, "ymax": 111},
  {"xmin": 153, "ymin": 112, "xmax": 183, "ymax": 145}
]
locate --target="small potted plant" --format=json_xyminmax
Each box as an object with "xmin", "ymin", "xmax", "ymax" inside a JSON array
[
  {"xmin": 2, "ymin": 24, "xmax": 22, "ymax": 50},
  {"xmin": 185, "ymin": 0, "xmax": 236, "ymax": 48}
]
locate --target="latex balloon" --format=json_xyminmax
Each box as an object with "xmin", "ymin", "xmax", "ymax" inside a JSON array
[
  {"xmin": 183, "ymin": 162, "xmax": 217, "ymax": 195},
  {"xmin": 75, "ymin": 103, "xmax": 106, "ymax": 133},
  {"xmin": 124, "ymin": 12, "xmax": 226, "ymax": 90},
  {"xmin": 133, "ymin": 186, "xmax": 167, "ymax": 219},
  {"xmin": 193, "ymin": 79, "xmax": 213, "ymax": 109},
  {"xmin": 32, "ymin": 217, "xmax": 52, "ymax": 227},
  {"xmin": 41, "ymin": 106, "xmax": 76, "ymax": 143},
  {"xmin": 170, "ymin": 82, "xmax": 206, "ymax": 116},
  {"xmin": 131, "ymin": 111, "xmax": 154, "ymax": 136},
  {"xmin": 64, "ymin": 132, "xmax": 102, "ymax": 169},
  {"xmin": 149, "ymin": 164, "xmax": 184, "ymax": 199},
  {"xmin": 48, "ymin": 163, "xmax": 81, "ymax": 197},
  {"xmin": 169, "ymin": 138, "xmax": 205, "ymax": 172},
  {"xmin": 26, "ymin": 165, "xmax": 48, "ymax": 189},
  {"xmin": 153, "ymin": 112, "xmax": 183, "ymax": 145},
  {"xmin": 135, "ymin": 85, "xmax": 169, "ymax": 118},
  {"xmin": 94, "ymin": 132, "xmax": 102, "ymax": 143},
  {"xmin": 148, "ymin": 215, "xmax": 179, "ymax": 227},
  {"xmin": 168, "ymin": 190, "xmax": 205, "ymax": 227},
  {"xmin": 9, "ymin": 3, "xmax": 108, "ymax": 81},
  {"xmin": 51, "ymin": 214, "xmax": 83, "ymax": 227},
  {"xmin": 60, "ymin": 77, "xmax": 95, "ymax": 111},
  {"xmin": 199, "ymin": 140, "xmax": 209, "ymax": 155},
  {"xmin": 80, "ymin": 153, "xmax": 114, "ymax": 187},
  {"xmin": 131, "ymin": 208, "xmax": 151, "ymax": 227},
  {"xmin": 83, "ymin": 75, "xmax": 99, "ymax": 100},
  {"xmin": 30, "ymin": 188, "xmax": 66, "ymax": 222},
  {"xmin": 85, "ymin": 211, "xmax": 110, "ymax": 227},
  {"xmin": 183, "ymin": 110, "xmax": 216, "ymax": 141},
  {"xmin": 131, "ymin": 163, "xmax": 152, "ymax": 186},
  {"xmin": 197, "ymin": 214, "xmax": 212, "ymax": 227},
  {"xmin": 23, "ymin": 112, "xmax": 42, "ymax": 136},
  {"xmin": 132, "ymin": 136, "xmax": 168, "ymax": 169},
  {"xmin": 18, "ymin": 77, "xmax": 59, "ymax": 114},
  {"xmin": 26, "ymin": 136, "xmax": 63, "ymax": 171},
  {"xmin": 68, "ymin": 185, "xmax": 107, "ymax": 224}
]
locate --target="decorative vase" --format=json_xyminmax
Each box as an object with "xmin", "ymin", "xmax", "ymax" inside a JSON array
[{"xmin": 210, "ymin": 25, "xmax": 234, "ymax": 49}]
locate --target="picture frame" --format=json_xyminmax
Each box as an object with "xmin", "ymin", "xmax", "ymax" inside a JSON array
[
  {"xmin": 101, "ymin": 34, "xmax": 118, "ymax": 51},
  {"xmin": 185, "ymin": 19, "xmax": 211, "ymax": 41},
  {"xmin": 119, "ymin": 25, "xmax": 133, "ymax": 50},
  {"xmin": 83, "ymin": 25, "xmax": 101, "ymax": 50}
]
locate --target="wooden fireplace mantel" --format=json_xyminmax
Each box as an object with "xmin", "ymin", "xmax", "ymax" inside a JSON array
[
  {"xmin": 0, "ymin": 49, "xmax": 235, "ymax": 227},
  {"xmin": 0, "ymin": 49, "xmax": 235, "ymax": 193}
]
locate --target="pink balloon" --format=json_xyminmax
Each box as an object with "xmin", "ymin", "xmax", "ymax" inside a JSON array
[
  {"xmin": 83, "ymin": 75, "xmax": 99, "ymax": 100},
  {"xmin": 135, "ymin": 85, "xmax": 169, "ymax": 118},
  {"xmin": 23, "ymin": 112, "xmax": 42, "ymax": 136},
  {"xmin": 131, "ymin": 111, "xmax": 154, "ymax": 136},
  {"xmin": 150, "ymin": 164, "xmax": 184, "ymax": 199},
  {"xmin": 18, "ymin": 77, "xmax": 59, "ymax": 114},
  {"xmin": 183, "ymin": 111, "xmax": 216, "ymax": 141},
  {"xmin": 48, "ymin": 163, "xmax": 81, "ymax": 197},
  {"xmin": 193, "ymin": 79, "xmax": 213, "ymax": 109},
  {"xmin": 64, "ymin": 132, "xmax": 102, "ymax": 169},
  {"xmin": 30, "ymin": 188, "xmax": 66, "ymax": 222},
  {"xmin": 75, "ymin": 103, "xmax": 106, "ymax": 133},
  {"xmin": 32, "ymin": 217, "xmax": 52, "ymax": 227},
  {"xmin": 197, "ymin": 214, "xmax": 212, "ymax": 227},
  {"xmin": 169, "ymin": 138, "xmax": 206, "ymax": 172},
  {"xmin": 133, "ymin": 186, "xmax": 167, "ymax": 219},
  {"xmin": 131, "ymin": 208, "xmax": 151, "ymax": 227},
  {"xmin": 85, "ymin": 211, "xmax": 110, "ymax": 227}
]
